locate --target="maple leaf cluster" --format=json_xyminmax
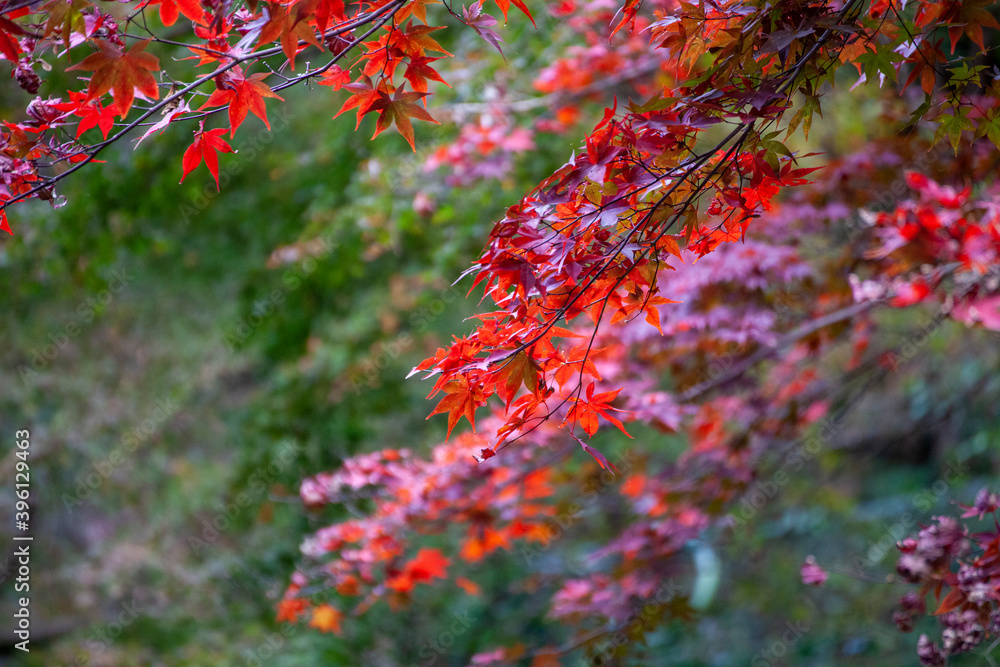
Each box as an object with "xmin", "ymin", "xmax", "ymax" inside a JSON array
[
  {"xmin": 892, "ymin": 489, "xmax": 1000, "ymax": 665},
  {"xmin": 277, "ymin": 206, "xmax": 853, "ymax": 651},
  {"xmin": 1, "ymin": 0, "xmax": 999, "ymax": 660},
  {"xmin": 2, "ymin": 0, "xmax": 998, "ymax": 239},
  {"xmin": 280, "ymin": 122, "xmax": 1000, "ymax": 662},
  {"xmin": 424, "ymin": 113, "xmax": 534, "ymax": 186},
  {"xmin": 289, "ymin": 433, "xmax": 561, "ymax": 619},
  {"xmin": 851, "ymin": 172, "xmax": 1000, "ymax": 327},
  {"xmin": 0, "ymin": 0, "xmax": 538, "ymax": 231},
  {"xmin": 410, "ymin": 0, "xmax": 1000, "ymax": 467}
]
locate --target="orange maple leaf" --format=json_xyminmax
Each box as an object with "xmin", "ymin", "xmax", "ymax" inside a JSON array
[
  {"xmin": 642, "ymin": 295, "xmax": 681, "ymax": 335},
  {"xmin": 317, "ymin": 65, "xmax": 352, "ymax": 91},
  {"xmin": 308, "ymin": 604, "xmax": 343, "ymax": 634},
  {"xmin": 333, "ymin": 75, "xmax": 391, "ymax": 128},
  {"xmin": 398, "ymin": 22, "xmax": 452, "ymax": 57},
  {"xmin": 460, "ymin": 526, "xmax": 510, "ymax": 562},
  {"xmin": 403, "ymin": 55, "xmax": 450, "ymax": 94},
  {"xmin": 372, "ymin": 84, "xmax": 440, "ymax": 151},
  {"xmin": 427, "ymin": 375, "xmax": 485, "ymax": 440},
  {"xmin": 394, "ymin": 0, "xmax": 441, "ymax": 24},
  {"xmin": 67, "ymin": 39, "xmax": 160, "ymax": 117},
  {"xmin": 566, "ymin": 383, "xmax": 632, "ymax": 437},
  {"xmin": 256, "ymin": 1, "xmax": 322, "ymax": 70},
  {"xmin": 386, "ymin": 548, "xmax": 451, "ymax": 592},
  {"xmin": 493, "ymin": 350, "xmax": 540, "ymax": 407},
  {"xmin": 493, "ymin": 0, "xmax": 535, "ymax": 25},
  {"xmin": 455, "ymin": 577, "xmax": 482, "ymax": 596}
]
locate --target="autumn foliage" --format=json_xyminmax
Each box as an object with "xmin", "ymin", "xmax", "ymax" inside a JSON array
[{"xmin": 4, "ymin": 0, "xmax": 1000, "ymax": 661}]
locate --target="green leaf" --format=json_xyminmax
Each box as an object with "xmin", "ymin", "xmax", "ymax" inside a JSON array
[
  {"xmin": 762, "ymin": 139, "xmax": 793, "ymax": 159},
  {"xmin": 933, "ymin": 107, "xmax": 975, "ymax": 155},
  {"xmin": 902, "ymin": 95, "xmax": 933, "ymax": 134},
  {"xmin": 763, "ymin": 149, "xmax": 781, "ymax": 174},
  {"xmin": 857, "ymin": 45, "xmax": 902, "ymax": 84},
  {"xmin": 973, "ymin": 110, "xmax": 1000, "ymax": 149},
  {"xmin": 785, "ymin": 94, "xmax": 821, "ymax": 140}
]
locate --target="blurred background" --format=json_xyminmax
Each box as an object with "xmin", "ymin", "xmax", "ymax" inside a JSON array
[{"xmin": 2, "ymin": 3, "xmax": 1000, "ymax": 666}]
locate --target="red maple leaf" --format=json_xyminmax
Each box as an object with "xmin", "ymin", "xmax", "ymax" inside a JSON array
[
  {"xmin": 75, "ymin": 100, "xmax": 118, "ymax": 139},
  {"xmin": 306, "ymin": 0, "xmax": 348, "ymax": 35},
  {"xmin": 180, "ymin": 124, "xmax": 234, "ymax": 189},
  {"xmin": 565, "ymin": 383, "xmax": 632, "ymax": 437},
  {"xmin": 256, "ymin": 1, "xmax": 322, "ymax": 70},
  {"xmin": 317, "ymin": 65, "xmax": 351, "ymax": 91},
  {"xmin": 386, "ymin": 548, "xmax": 451, "ymax": 592},
  {"xmin": 403, "ymin": 55, "xmax": 449, "ymax": 94},
  {"xmin": 52, "ymin": 91, "xmax": 117, "ymax": 139},
  {"xmin": 198, "ymin": 66, "xmax": 284, "ymax": 136},
  {"xmin": 0, "ymin": 17, "xmax": 24, "ymax": 62},
  {"xmin": 333, "ymin": 75, "xmax": 390, "ymax": 128},
  {"xmin": 493, "ymin": 350, "xmax": 540, "ymax": 407},
  {"xmin": 138, "ymin": 0, "xmax": 206, "ymax": 27},
  {"xmin": 492, "ymin": 0, "xmax": 534, "ymax": 26}
]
